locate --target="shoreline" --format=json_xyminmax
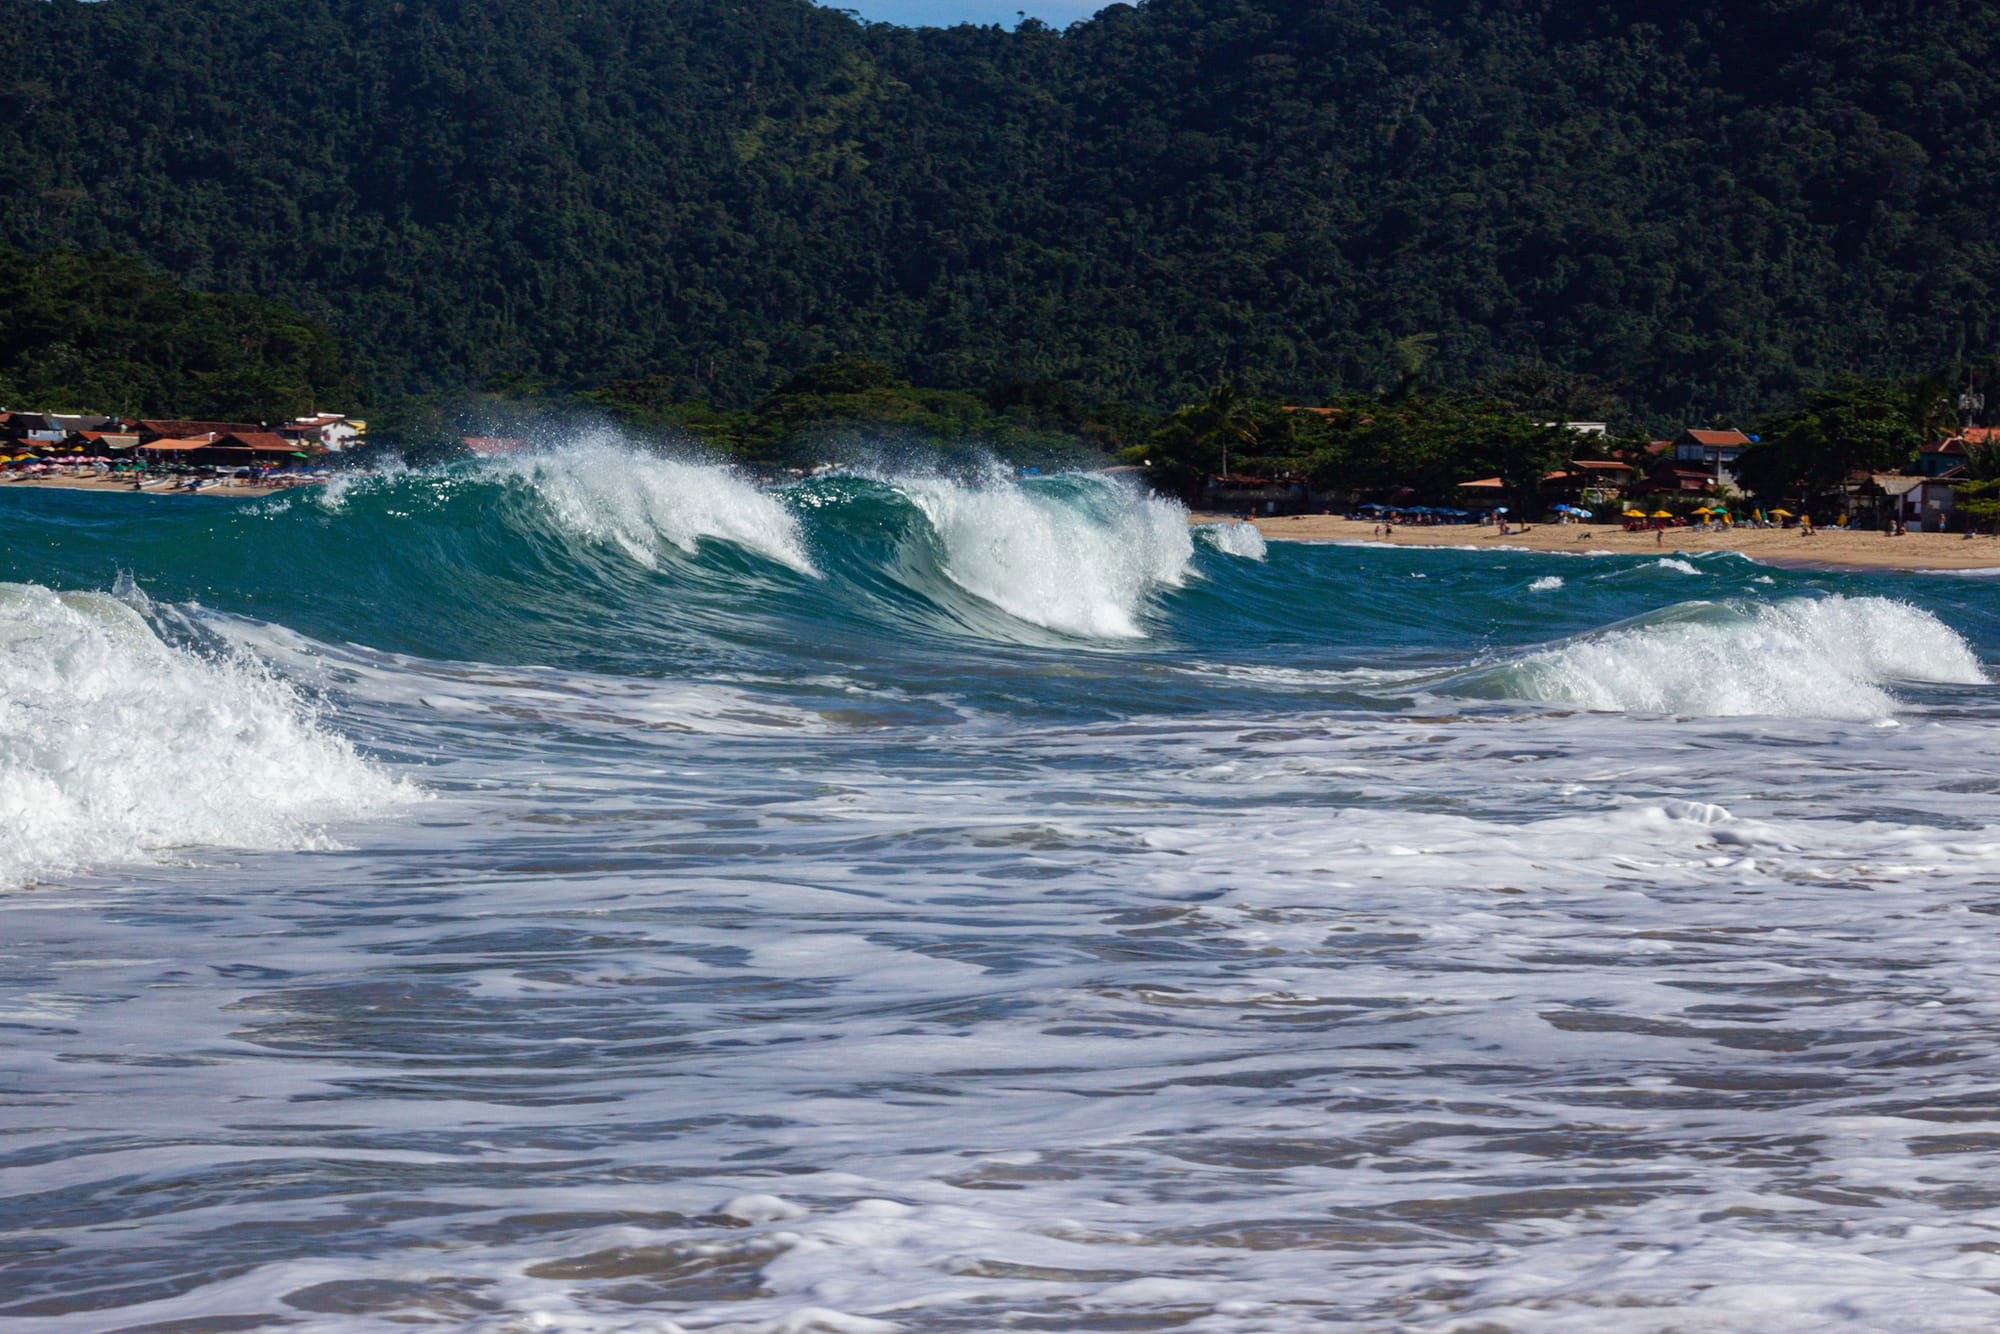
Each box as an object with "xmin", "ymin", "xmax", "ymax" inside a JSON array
[
  {"xmin": 1, "ymin": 472, "xmax": 305, "ymax": 499},
  {"xmin": 1191, "ymin": 512, "xmax": 2000, "ymax": 573}
]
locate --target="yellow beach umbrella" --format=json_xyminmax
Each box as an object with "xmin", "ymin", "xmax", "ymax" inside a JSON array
[
  {"xmin": 1650, "ymin": 510, "xmax": 1673, "ymax": 518},
  {"xmin": 1769, "ymin": 507, "xmax": 1793, "ymax": 517},
  {"xmin": 1692, "ymin": 506, "xmax": 1716, "ymax": 514},
  {"xmin": 1623, "ymin": 508, "xmax": 1647, "ymax": 518}
]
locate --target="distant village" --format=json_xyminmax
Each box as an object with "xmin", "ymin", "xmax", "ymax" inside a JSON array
[
  {"xmin": 1211, "ymin": 418, "xmax": 1988, "ymax": 532},
  {"xmin": 0, "ymin": 410, "xmax": 364, "ymax": 472}
]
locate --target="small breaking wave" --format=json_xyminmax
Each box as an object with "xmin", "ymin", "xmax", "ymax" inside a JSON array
[
  {"xmin": 891, "ymin": 469, "xmax": 1192, "ymax": 639},
  {"xmin": 1450, "ymin": 595, "xmax": 1987, "ymax": 719},
  {"xmin": 0, "ymin": 583, "xmax": 409, "ymax": 886},
  {"xmin": 501, "ymin": 436, "xmax": 816, "ymax": 575},
  {"xmin": 1195, "ymin": 521, "xmax": 1268, "ymax": 561}
]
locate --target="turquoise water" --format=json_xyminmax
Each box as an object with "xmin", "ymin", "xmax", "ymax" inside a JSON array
[{"xmin": 3, "ymin": 444, "xmax": 2000, "ymax": 1330}]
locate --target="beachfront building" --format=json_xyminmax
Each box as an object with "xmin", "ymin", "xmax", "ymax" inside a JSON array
[
  {"xmin": 1666, "ymin": 428, "xmax": 1754, "ymax": 486},
  {"xmin": 1919, "ymin": 428, "xmax": 1995, "ymax": 477},
  {"xmin": 280, "ymin": 414, "xmax": 365, "ymax": 451},
  {"xmin": 1862, "ymin": 473, "xmax": 1960, "ymax": 531},
  {"xmin": 139, "ymin": 431, "xmax": 317, "ymax": 468}
]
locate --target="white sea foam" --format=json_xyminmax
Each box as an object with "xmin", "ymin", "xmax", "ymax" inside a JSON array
[
  {"xmin": 217, "ymin": 616, "xmax": 849, "ymax": 739},
  {"xmin": 1651, "ymin": 557, "xmax": 1703, "ymax": 574},
  {"xmin": 1475, "ymin": 595, "xmax": 1987, "ymax": 718},
  {"xmin": 1195, "ymin": 520, "xmax": 1267, "ymax": 560},
  {"xmin": 503, "ymin": 436, "xmax": 815, "ymax": 574},
  {"xmin": 1529, "ymin": 575, "xmax": 1565, "ymax": 591},
  {"xmin": 0, "ymin": 584, "xmax": 407, "ymax": 887},
  {"xmin": 896, "ymin": 471, "xmax": 1192, "ymax": 638},
  {"xmin": 306, "ymin": 453, "xmax": 408, "ymax": 512}
]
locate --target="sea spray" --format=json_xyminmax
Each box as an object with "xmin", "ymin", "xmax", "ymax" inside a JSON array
[
  {"xmin": 0, "ymin": 583, "xmax": 408, "ymax": 886},
  {"xmin": 1455, "ymin": 594, "xmax": 1987, "ymax": 718},
  {"xmin": 502, "ymin": 437, "xmax": 816, "ymax": 575},
  {"xmin": 893, "ymin": 470, "xmax": 1192, "ymax": 638}
]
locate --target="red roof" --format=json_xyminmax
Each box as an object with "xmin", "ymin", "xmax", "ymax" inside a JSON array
[
  {"xmin": 1680, "ymin": 429, "xmax": 1753, "ymax": 447},
  {"xmin": 1567, "ymin": 458, "xmax": 1633, "ymax": 471},
  {"xmin": 139, "ymin": 419, "xmax": 259, "ymax": 438},
  {"xmin": 216, "ymin": 431, "xmax": 295, "ymax": 451},
  {"xmin": 140, "ymin": 437, "xmax": 213, "ymax": 452},
  {"xmin": 1923, "ymin": 439, "xmax": 1969, "ymax": 454}
]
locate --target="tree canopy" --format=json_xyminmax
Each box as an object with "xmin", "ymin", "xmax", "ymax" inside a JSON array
[
  {"xmin": 3, "ymin": 0, "xmax": 1998, "ymax": 425},
  {"xmin": 0, "ymin": 247, "xmax": 354, "ymax": 420}
]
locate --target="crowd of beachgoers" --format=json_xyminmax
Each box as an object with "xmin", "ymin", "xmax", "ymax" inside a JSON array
[{"xmin": 0, "ymin": 459, "xmax": 326, "ymax": 497}]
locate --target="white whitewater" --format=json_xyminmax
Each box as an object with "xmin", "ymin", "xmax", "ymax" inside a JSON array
[
  {"xmin": 896, "ymin": 469, "xmax": 1193, "ymax": 638},
  {"xmin": 1196, "ymin": 520, "xmax": 1269, "ymax": 560},
  {"xmin": 0, "ymin": 583, "xmax": 406, "ymax": 886},
  {"xmin": 504, "ymin": 436, "xmax": 816, "ymax": 575},
  {"xmin": 1493, "ymin": 594, "xmax": 1986, "ymax": 718}
]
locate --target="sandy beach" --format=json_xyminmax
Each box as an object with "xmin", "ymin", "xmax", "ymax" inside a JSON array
[
  {"xmin": 1194, "ymin": 512, "xmax": 2000, "ymax": 572},
  {"xmin": 1, "ymin": 471, "xmax": 303, "ymax": 499}
]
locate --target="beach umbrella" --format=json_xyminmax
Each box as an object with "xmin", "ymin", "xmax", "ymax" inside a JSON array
[
  {"xmin": 1769, "ymin": 507, "xmax": 1793, "ymax": 517},
  {"xmin": 1650, "ymin": 510, "xmax": 1673, "ymax": 518}
]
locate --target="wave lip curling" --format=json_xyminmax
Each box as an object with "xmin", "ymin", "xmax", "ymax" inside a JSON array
[
  {"xmin": 502, "ymin": 437, "xmax": 817, "ymax": 575},
  {"xmin": 895, "ymin": 469, "xmax": 1193, "ymax": 639}
]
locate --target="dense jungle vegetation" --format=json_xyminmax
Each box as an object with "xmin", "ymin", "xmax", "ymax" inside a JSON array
[
  {"xmin": 3, "ymin": 0, "xmax": 1998, "ymax": 430},
  {"xmin": 0, "ymin": 246, "xmax": 354, "ymax": 420}
]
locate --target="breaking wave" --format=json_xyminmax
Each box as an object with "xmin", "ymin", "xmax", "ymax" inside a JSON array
[
  {"xmin": 1452, "ymin": 595, "xmax": 1988, "ymax": 718},
  {"xmin": 500, "ymin": 438, "xmax": 816, "ymax": 575},
  {"xmin": 0, "ymin": 583, "xmax": 408, "ymax": 887},
  {"xmin": 1195, "ymin": 520, "xmax": 1268, "ymax": 561},
  {"xmin": 885, "ymin": 468, "xmax": 1193, "ymax": 639}
]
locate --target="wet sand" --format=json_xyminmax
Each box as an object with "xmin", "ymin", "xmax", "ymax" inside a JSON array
[
  {"xmin": 1193, "ymin": 513, "xmax": 2000, "ymax": 573},
  {"xmin": 1, "ymin": 472, "xmax": 305, "ymax": 499}
]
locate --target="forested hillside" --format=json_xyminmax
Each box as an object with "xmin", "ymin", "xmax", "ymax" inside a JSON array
[
  {"xmin": 0, "ymin": 247, "xmax": 354, "ymax": 419},
  {"xmin": 1, "ymin": 0, "xmax": 1994, "ymax": 423}
]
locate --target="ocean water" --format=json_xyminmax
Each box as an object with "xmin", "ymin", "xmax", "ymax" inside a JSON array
[{"xmin": 2, "ymin": 443, "xmax": 1999, "ymax": 1332}]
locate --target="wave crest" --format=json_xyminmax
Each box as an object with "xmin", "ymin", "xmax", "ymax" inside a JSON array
[
  {"xmin": 893, "ymin": 470, "xmax": 1192, "ymax": 639},
  {"xmin": 0, "ymin": 584, "xmax": 408, "ymax": 886},
  {"xmin": 1455, "ymin": 595, "xmax": 1987, "ymax": 718},
  {"xmin": 1196, "ymin": 521, "xmax": 1268, "ymax": 561},
  {"xmin": 501, "ymin": 438, "xmax": 815, "ymax": 575}
]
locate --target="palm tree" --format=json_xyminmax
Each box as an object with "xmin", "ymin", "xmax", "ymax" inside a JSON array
[{"xmin": 1173, "ymin": 384, "xmax": 1260, "ymax": 481}]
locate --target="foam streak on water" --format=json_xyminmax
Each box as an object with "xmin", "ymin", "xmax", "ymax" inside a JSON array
[{"xmin": 2, "ymin": 485, "xmax": 1999, "ymax": 1333}]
